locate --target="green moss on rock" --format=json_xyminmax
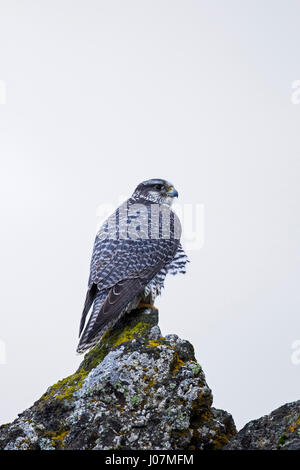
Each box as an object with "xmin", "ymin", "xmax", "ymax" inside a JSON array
[
  {"xmin": 41, "ymin": 308, "xmax": 159, "ymax": 405},
  {"xmin": 0, "ymin": 307, "xmax": 237, "ymax": 451}
]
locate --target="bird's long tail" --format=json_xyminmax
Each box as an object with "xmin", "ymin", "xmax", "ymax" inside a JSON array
[
  {"xmin": 77, "ymin": 288, "xmax": 108, "ymax": 353},
  {"xmin": 78, "ymin": 283, "xmax": 98, "ymax": 337},
  {"xmin": 76, "ymin": 278, "xmax": 144, "ymax": 354}
]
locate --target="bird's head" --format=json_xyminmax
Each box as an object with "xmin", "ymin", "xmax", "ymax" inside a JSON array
[{"xmin": 132, "ymin": 178, "xmax": 178, "ymax": 205}]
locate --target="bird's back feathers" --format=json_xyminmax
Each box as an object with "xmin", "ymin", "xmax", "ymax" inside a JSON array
[{"xmin": 77, "ymin": 196, "xmax": 187, "ymax": 353}]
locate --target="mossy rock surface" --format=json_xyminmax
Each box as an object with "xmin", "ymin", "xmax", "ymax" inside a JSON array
[{"xmin": 0, "ymin": 308, "xmax": 236, "ymax": 450}]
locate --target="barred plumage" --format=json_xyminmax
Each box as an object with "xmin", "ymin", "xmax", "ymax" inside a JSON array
[{"xmin": 77, "ymin": 179, "xmax": 189, "ymax": 353}]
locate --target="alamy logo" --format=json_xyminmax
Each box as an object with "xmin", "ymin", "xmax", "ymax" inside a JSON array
[
  {"xmin": 96, "ymin": 200, "xmax": 205, "ymax": 251},
  {"xmin": 0, "ymin": 340, "xmax": 6, "ymax": 365},
  {"xmin": 291, "ymin": 340, "xmax": 300, "ymax": 365},
  {"xmin": 291, "ymin": 81, "xmax": 300, "ymax": 104},
  {"xmin": 0, "ymin": 80, "xmax": 6, "ymax": 105}
]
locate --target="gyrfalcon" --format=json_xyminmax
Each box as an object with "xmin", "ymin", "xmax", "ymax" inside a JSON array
[{"xmin": 77, "ymin": 178, "xmax": 189, "ymax": 353}]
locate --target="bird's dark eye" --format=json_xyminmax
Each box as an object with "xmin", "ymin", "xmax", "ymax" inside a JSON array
[{"xmin": 154, "ymin": 184, "xmax": 163, "ymax": 190}]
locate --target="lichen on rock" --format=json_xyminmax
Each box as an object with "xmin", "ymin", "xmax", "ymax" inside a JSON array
[
  {"xmin": 0, "ymin": 308, "xmax": 236, "ymax": 450},
  {"xmin": 225, "ymin": 401, "xmax": 300, "ymax": 450}
]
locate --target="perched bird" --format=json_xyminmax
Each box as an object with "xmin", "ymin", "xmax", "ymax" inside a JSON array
[{"xmin": 77, "ymin": 178, "xmax": 188, "ymax": 353}]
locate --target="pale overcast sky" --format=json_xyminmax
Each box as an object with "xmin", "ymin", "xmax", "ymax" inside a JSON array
[{"xmin": 1, "ymin": 0, "xmax": 300, "ymax": 430}]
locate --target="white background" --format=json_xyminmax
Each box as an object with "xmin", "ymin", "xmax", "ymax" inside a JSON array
[{"xmin": 1, "ymin": 0, "xmax": 300, "ymax": 430}]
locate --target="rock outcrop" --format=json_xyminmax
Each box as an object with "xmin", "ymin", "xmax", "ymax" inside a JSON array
[
  {"xmin": 225, "ymin": 401, "xmax": 300, "ymax": 450},
  {"xmin": 0, "ymin": 307, "xmax": 236, "ymax": 450}
]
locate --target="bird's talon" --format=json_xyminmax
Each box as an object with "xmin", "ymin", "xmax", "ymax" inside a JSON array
[{"xmin": 137, "ymin": 302, "xmax": 159, "ymax": 311}]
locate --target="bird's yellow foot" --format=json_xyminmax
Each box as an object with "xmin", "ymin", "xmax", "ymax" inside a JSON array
[{"xmin": 137, "ymin": 302, "xmax": 159, "ymax": 311}]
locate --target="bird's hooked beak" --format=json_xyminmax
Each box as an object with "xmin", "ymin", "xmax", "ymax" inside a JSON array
[{"xmin": 167, "ymin": 186, "xmax": 179, "ymax": 198}]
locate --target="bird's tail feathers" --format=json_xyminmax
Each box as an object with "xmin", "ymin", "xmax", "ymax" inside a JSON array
[
  {"xmin": 76, "ymin": 279, "xmax": 144, "ymax": 354},
  {"xmin": 78, "ymin": 283, "xmax": 98, "ymax": 337}
]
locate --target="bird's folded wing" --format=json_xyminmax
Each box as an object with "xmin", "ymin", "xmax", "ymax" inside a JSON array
[{"xmin": 77, "ymin": 237, "xmax": 179, "ymax": 352}]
